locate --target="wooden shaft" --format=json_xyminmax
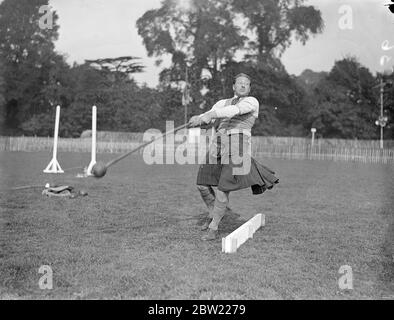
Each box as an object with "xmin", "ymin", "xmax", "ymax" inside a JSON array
[
  {"xmin": 105, "ymin": 123, "xmax": 188, "ymax": 168},
  {"xmin": 10, "ymin": 185, "xmax": 45, "ymax": 191}
]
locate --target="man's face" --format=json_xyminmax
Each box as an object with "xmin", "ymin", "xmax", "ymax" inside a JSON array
[{"xmin": 233, "ymin": 76, "xmax": 251, "ymax": 97}]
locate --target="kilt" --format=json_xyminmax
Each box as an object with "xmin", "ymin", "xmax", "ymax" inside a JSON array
[{"xmin": 196, "ymin": 134, "xmax": 279, "ymax": 194}]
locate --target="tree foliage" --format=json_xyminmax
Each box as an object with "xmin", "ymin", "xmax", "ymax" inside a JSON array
[
  {"xmin": 136, "ymin": 0, "xmax": 324, "ymax": 136},
  {"xmin": 85, "ymin": 56, "xmax": 145, "ymax": 84},
  {"xmin": 232, "ymin": 0, "xmax": 324, "ymax": 64},
  {"xmin": 0, "ymin": 0, "xmax": 391, "ymax": 141},
  {"xmin": 378, "ymin": 72, "xmax": 394, "ymax": 139},
  {"xmin": 307, "ymin": 57, "xmax": 380, "ymax": 139},
  {"xmin": 137, "ymin": 0, "xmax": 244, "ymax": 75},
  {"xmin": 0, "ymin": 60, "xmax": 5, "ymax": 131},
  {"xmin": 0, "ymin": 0, "xmax": 61, "ymax": 132}
]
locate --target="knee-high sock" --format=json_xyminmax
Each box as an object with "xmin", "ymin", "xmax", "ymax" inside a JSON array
[
  {"xmin": 208, "ymin": 198, "xmax": 228, "ymax": 231},
  {"xmin": 208, "ymin": 186, "xmax": 215, "ymax": 198},
  {"xmin": 197, "ymin": 186, "xmax": 215, "ymax": 215}
]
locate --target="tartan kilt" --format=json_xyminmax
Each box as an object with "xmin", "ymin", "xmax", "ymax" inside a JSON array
[{"xmin": 196, "ymin": 134, "xmax": 279, "ymax": 194}]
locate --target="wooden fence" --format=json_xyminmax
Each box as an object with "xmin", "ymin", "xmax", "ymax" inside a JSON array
[
  {"xmin": 0, "ymin": 136, "xmax": 142, "ymax": 153},
  {"xmin": 252, "ymin": 144, "xmax": 394, "ymax": 164},
  {"xmin": 1, "ymin": 135, "xmax": 393, "ymax": 164}
]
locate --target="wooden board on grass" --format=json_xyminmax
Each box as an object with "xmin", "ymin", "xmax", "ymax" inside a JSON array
[{"xmin": 222, "ymin": 213, "xmax": 265, "ymax": 253}]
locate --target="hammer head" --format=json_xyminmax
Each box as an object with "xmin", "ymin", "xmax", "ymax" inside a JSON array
[{"xmin": 92, "ymin": 161, "xmax": 107, "ymax": 178}]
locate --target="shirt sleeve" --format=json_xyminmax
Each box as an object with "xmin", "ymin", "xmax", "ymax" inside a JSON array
[
  {"xmin": 199, "ymin": 99, "xmax": 226, "ymax": 117},
  {"xmin": 214, "ymin": 97, "xmax": 259, "ymax": 118}
]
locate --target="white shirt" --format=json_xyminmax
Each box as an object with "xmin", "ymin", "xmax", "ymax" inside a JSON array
[
  {"xmin": 204, "ymin": 96, "xmax": 259, "ymax": 118},
  {"xmin": 200, "ymin": 96, "xmax": 259, "ymax": 136}
]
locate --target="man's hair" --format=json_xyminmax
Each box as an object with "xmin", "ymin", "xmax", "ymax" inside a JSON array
[{"xmin": 233, "ymin": 73, "xmax": 251, "ymax": 84}]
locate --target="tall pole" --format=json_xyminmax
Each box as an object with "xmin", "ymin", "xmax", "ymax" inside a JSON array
[
  {"xmin": 380, "ymin": 77, "xmax": 384, "ymax": 149},
  {"xmin": 53, "ymin": 105, "xmax": 61, "ymax": 161},
  {"xmin": 184, "ymin": 65, "xmax": 188, "ymax": 125},
  {"xmin": 311, "ymin": 129, "xmax": 316, "ymax": 147},
  {"xmin": 91, "ymin": 105, "xmax": 97, "ymax": 164},
  {"xmin": 87, "ymin": 105, "xmax": 97, "ymax": 175}
]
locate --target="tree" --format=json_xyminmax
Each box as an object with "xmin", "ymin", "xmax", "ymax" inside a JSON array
[
  {"xmin": 307, "ymin": 58, "xmax": 379, "ymax": 139},
  {"xmin": 155, "ymin": 86, "xmax": 184, "ymax": 128},
  {"xmin": 307, "ymin": 86, "xmax": 368, "ymax": 139},
  {"xmin": 85, "ymin": 56, "xmax": 145, "ymax": 84},
  {"xmin": 137, "ymin": 0, "xmax": 247, "ymax": 125},
  {"xmin": 137, "ymin": 0, "xmax": 245, "ymax": 92},
  {"xmin": 0, "ymin": 59, "xmax": 5, "ymax": 132},
  {"xmin": 0, "ymin": 0, "xmax": 61, "ymax": 132},
  {"xmin": 296, "ymin": 69, "xmax": 328, "ymax": 90},
  {"xmin": 377, "ymin": 71, "xmax": 394, "ymax": 140},
  {"xmin": 137, "ymin": 0, "xmax": 323, "ymax": 134},
  {"xmin": 232, "ymin": 0, "xmax": 324, "ymax": 66}
]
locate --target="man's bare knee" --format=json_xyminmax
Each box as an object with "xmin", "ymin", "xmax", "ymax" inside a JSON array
[
  {"xmin": 197, "ymin": 185, "xmax": 210, "ymax": 192},
  {"xmin": 216, "ymin": 190, "xmax": 229, "ymax": 203}
]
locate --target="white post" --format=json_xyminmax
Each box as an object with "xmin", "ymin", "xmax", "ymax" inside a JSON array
[
  {"xmin": 43, "ymin": 105, "xmax": 64, "ymax": 173},
  {"xmin": 87, "ymin": 105, "xmax": 97, "ymax": 175},
  {"xmin": 311, "ymin": 128, "xmax": 316, "ymax": 147},
  {"xmin": 380, "ymin": 127, "xmax": 383, "ymax": 149},
  {"xmin": 53, "ymin": 105, "xmax": 60, "ymax": 159},
  {"xmin": 222, "ymin": 213, "xmax": 265, "ymax": 253},
  {"xmin": 380, "ymin": 81, "xmax": 384, "ymax": 149}
]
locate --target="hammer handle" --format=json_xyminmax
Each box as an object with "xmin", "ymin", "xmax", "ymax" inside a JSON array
[{"xmin": 105, "ymin": 123, "xmax": 188, "ymax": 168}]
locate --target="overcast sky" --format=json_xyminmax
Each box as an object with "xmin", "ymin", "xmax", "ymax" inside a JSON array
[{"xmin": 49, "ymin": 0, "xmax": 394, "ymax": 86}]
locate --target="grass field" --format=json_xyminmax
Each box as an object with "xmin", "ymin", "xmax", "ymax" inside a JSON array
[{"xmin": 0, "ymin": 151, "xmax": 393, "ymax": 299}]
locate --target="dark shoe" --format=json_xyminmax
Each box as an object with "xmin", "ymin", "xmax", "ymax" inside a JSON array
[
  {"xmin": 201, "ymin": 229, "xmax": 218, "ymax": 241},
  {"xmin": 200, "ymin": 218, "xmax": 212, "ymax": 231}
]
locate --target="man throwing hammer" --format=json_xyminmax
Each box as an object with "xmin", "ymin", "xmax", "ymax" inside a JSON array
[{"xmin": 188, "ymin": 73, "xmax": 279, "ymax": 241}]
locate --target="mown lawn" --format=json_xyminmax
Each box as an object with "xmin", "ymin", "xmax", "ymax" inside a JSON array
[{"xmin": 0, "ymin": 151, "xmax": 393, "ymax": 299}]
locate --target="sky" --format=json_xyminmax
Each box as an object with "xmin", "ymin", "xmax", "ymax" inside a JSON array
[{"xmin": 48, "ymin": 0, "xmax": 394, "ymax": 87}]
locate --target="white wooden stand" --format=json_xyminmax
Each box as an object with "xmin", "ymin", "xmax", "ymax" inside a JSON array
[
  {"xmin": 43, "ymin": 105, "xmax": 64, "ymax": 173},
  {"xmin": 222, "ymin": 213, "xmax": 265, "ymax": 253},
  {"xmin": 86, "ymin": 105, "xmax": 97, "ymax": 175}
]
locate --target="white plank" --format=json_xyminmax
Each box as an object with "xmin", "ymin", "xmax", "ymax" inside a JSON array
[{"xmin": 222, "ymin": 213, "xmax": 265, "ymax": 253}]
